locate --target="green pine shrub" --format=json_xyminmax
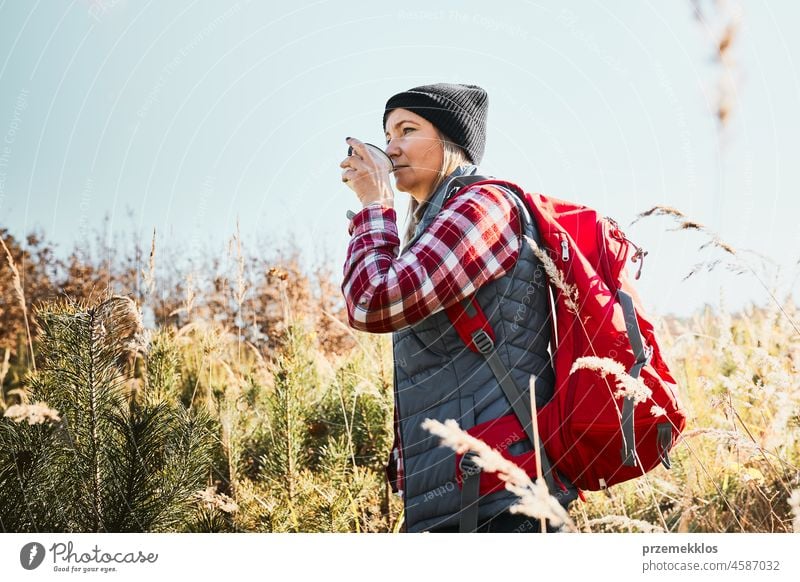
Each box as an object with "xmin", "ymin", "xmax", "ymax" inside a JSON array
[{"xmin": 0, "ymin": 296, "xmax": 215, "ymax": 532}]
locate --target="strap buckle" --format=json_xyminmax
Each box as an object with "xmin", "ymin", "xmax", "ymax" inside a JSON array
[
  {"xmin": 459, "ymin": 451, "xmax": 481, "ymax": 477},
  {"xmin": 471, "ymin": 329, "xmax": 495, "ymax": 354}
]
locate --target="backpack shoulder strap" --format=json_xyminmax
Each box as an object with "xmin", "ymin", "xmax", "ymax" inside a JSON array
[
  {"xmin": 448, "ymin": 176, "xmax": 535, "ymax": 235},
  {"xmin": 448, "ymin": 174, "xmax": 492, "ymax": 195},
  {"xmin": 445, "ymin": 294, "xmax": 558, "ymax": 495}
]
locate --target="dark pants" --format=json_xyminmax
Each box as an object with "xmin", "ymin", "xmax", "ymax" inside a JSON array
[{"xmin": 427, "ymin": 511, "xmax": 560, "ymax": 533}]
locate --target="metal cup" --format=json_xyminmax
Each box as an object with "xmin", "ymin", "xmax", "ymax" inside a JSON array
[{"xmin": 348, "ymin": 142, "xmax": 394, "ymax": 173}]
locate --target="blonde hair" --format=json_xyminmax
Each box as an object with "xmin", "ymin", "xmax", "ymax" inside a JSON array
[{"xmin": 402, "ymin": 132, "xmax": 471, "ymax": 247}]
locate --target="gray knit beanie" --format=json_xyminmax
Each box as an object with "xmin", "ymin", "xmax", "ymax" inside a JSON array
[{"xmin": 382, "ymin": 83, "xmax": 488, "ymax": 164}]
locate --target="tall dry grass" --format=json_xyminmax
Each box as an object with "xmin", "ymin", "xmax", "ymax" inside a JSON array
[{"xmin": 2, "ymin": 213, "xmax": 797, "ymax": 532}]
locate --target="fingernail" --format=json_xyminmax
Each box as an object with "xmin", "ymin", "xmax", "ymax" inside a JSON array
[{"xmin": 345, "ymin": 136, "xmax": 351, "ymax": 140}]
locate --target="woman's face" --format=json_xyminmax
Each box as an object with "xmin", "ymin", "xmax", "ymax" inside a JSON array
[{"xmin": 384, "ymin": 108, "xmax": 444, "ymax": 203}]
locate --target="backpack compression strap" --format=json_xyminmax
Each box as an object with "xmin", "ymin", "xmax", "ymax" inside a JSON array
[
  {"xmin": 445, "ymin": 295, "xmax": 559, "ymax": 533},
  {"xmin": 459, "ymin": 452, "xmax": 481, "ymax": 533},
  {"xmin": 617, "ymin": 290, "xmax": 673, "ymax": 469}
]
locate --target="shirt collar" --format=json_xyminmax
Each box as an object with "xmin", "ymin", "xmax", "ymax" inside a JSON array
[{"xmin": 417, "ymin": 164, "xmax": 479, "ymax": 220}]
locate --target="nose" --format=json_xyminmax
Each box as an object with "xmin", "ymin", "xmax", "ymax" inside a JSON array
[{"xmin": 385, "ymin": 139, "xmax": 401, "ymax": 161}]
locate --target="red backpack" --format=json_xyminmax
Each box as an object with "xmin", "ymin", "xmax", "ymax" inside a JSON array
[{"xmin": 443, "ymin": 178, "xmax": 687, "ymax": 499}]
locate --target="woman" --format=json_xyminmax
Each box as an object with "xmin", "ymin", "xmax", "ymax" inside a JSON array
[{"xmin": 340, "ymin": 83, "xmax": 576, "ymax": 533}]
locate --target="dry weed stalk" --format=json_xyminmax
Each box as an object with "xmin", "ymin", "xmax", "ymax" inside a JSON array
[
  {"xmin": 0, "ymin": 347, "xmax": 10, "ymax": 410},
  {"xmin": 95, "ymin": 295, "xmax": 147, "ymax": 357},
  {"xmin": 633, "ymin": 206, "xmax": 736, "ymax": 257},
  {"xmin": 632, "ymin": 206, "xmax": 686, "ymax": 222},
  {"xmin": 194, "ymin": 485, "xmax": 239, "ymax": 514},
  {"xmin": 168, "ymin": 271, "xmax": 197, "ymax": 319},
  {"xmin": 585, "ymin": 514, "xmax": 665, "ymax": 533},
  {"xmin": 268, "ymin": 267, "xmax": 292, "ymax": 325},
  {"xmin": 231, "ymin": 220, "xmax": 248, "ymax": 308},
  {"xmin": 789, "ymin": 490, "xmax": 800, "ymax": 533},
  {"xmin": 141, "ymin": 228, "xmax": 156, "ymax": 297},
  {"xmin": 570, "ymin": 356, "xmax": 652, "ymax": 404},
  {"xmin": 678, "ymin": 427, "xmax": 759, "ymax": 450},
  {"xmin": 231, "ymin": 220, "xmax": 249, "ymax": 372},
  {"xmin": 185, "ymin": 272, "xmax": 196, "ymax": 318},
  {"xmin": 422, "ymin": 418, "xmax": 574, "ymax": 530},
  {"xmin": 651, "ymin": 405, "xmax": 667, "ymax": 417},
  {"xmin": 1, "ymin": 235, "xmax": 35, "ymax": 370},
  {"xmin": 690, "ymin": 0, "xmax": 742, "ymax": 129},
  {"xmin": 632, "ymin": 204, "xmax": 800, "ymax": 337},
  {"xmin": 524, "ymin": 238, "xmax": 579, "ymax": 314}
]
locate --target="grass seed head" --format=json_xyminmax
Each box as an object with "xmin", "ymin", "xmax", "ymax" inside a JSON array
[{"xmin": 4, "ymin": 402, "xmax": 61, "ymax": 425}]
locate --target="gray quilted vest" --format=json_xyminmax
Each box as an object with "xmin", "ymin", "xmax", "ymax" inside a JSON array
[{"xmin": 392, "ymin": 166, "xmax": 560, "ymax": 532}]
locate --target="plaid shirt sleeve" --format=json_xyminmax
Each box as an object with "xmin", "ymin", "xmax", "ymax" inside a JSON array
[{"xmin": 342, "ymin": 184, "xmax": 522, "ymax": 333}]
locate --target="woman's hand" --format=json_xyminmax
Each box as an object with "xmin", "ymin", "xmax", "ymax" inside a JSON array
[{"xmin": 340, "ymin": 137, "xmax": 394, "ymax": 208}]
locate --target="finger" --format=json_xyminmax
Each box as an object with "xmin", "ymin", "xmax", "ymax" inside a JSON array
[
  {"xmin": 345, "ymin": 137, "xmax": 369, "ymax": 160},
  {"xmin": 340, "ymin": 154, "xmax": 364, "ymax": 168},
  {"xmin": 340, "ymin": 158, "xmax": 363, "ymax": 173}
]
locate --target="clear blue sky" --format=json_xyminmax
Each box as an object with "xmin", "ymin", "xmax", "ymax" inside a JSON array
[{"xmin": 1, "ymin": 0, "xmax": 798, "ymax": 318}]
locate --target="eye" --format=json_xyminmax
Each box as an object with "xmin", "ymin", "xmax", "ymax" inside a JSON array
[{"xmin": 386, "ymin": 126, "xmax": 415, "ymax": 145}]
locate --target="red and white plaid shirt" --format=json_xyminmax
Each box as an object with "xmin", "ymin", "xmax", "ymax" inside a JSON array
[{"xmin": 342, "ymin": 184, "xmax": 523, "ymax": 333}]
